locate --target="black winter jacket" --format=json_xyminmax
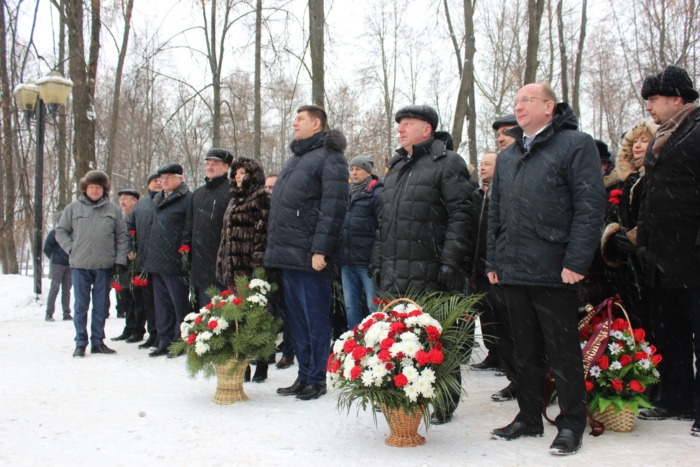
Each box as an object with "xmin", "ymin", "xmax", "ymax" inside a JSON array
[
  {"xmin": 43, "ymin": 229, "xmax": 70, "ymax": 265},
  {"xmin": 486, "ymin": 103, "xmax": 606, "ymax": 286},
  {"xmin": 125, "ymin": 190, "xmax": 157, "ymax": 273},
  {"xmin": 339, "ymin": 175, "xmax": 383, "ymax": 267},
  {"xmin": 182, "ymin": 175, "xmax": 231, "ymax": 289},
  {"xmin": 375, "ymin": 132, "xmax": 473, "ymax": 295},
  {"xmin": 264, "ymin": 130, "xmax": 349, "ymax": 272},
  {"xmin": 637, "ymin": 106, "xmax": 700, "ymax": 288},
  {"xmin": 471, "ymin": 185, "xmax": 490, "ymax": 278},
  {"xmin": 144, "ymin": 182, "xmax": 193, "ymax": 276}
]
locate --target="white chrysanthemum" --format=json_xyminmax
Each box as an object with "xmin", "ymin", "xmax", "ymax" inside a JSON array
[
  {"xmin": 610, "ymin": 330, "xmax": 624, "ymax": 340},
  {"xmin": 196, "ymin": 331, "xmax": 213, "ymax": 342},
  {"xmin": 338, "ymin": 330, "xmax": 354, "ymax": 341},
  {"xmin": 640, "ymin": 343, "xmax": 652, "ymax": 355},
  {"xmin": 370, "ymin": 363, "xmax": 389, "ymax": 381},
  {"xmin": 402, "ymin": 365, "xmax": 419, "ymax": 382},
  {"xmin": 184, "ymin": 312, "xmax": 199, "ymax": 322},
  {"xmin": 399, "ymin": 331, "xmax": 420, "ymax": 343},
  {"xmin": 398, "ymin": 339, "xmax": 421, "ymax": 358},
  {"xmin": 247, "ymin": 293, "xmax": 268, "ymax": 306},
  {"xmin": 589, "ymin": 365, "xmax": 602, "ymax": 377},
  {"xmin": 414, "ymin": 375, "xmax": 435, "ymax": 398},
  {"xmin": 333, "ymin": 339, "xmax": 346, "ymax": 354},
  {"xmin": 652, "ymin": 368, "xmax": 660, "ymax": 377},
  {"xmin": 326, "ymin": 372, "xmax": 340, "ymax": 389},
  {"xmin": 420, "ymin": 368, "xmax": 436, "ymax": 383},
  {"xmin": 610, "ymin": 361, "xmax": 622, "ymax": 371},
  {"xmin": 194, "ymin": 341, "xmax": 210, "ymax": 355},
  {"xmin": 210, "ymin": 296, "xmax": 222, "ymax": 305},
  {"xmin": 364, "ymin": 321, "xmax": 390, "ymax": 347},
  {"xmin": 637, "ymin": 359, "xmax": 651, "ymax": 370},
  {"xmin": 209, "ymin": 317, "xmax": 229, "ymax": 335},
  {"xmin": 608, "ymin": 342, "xmax": 623, "ymax": 355},
  {"xmin": 403, "ymin": 384, "xmax": 420, "ymax": 403},
  {"xmin": 391, "ymin": 304, "xmax": 409, "ymax": 313},
  {"xmin": 361, "ymin": 370, "xmax": 377, "ymax": 387},
  {"xmin": 180, "ymin": 322, "xmax": 192, "ymax": 339},
  {"xmin": 248, "ymin": 278, "xmax": 271, "ymax": 293}
]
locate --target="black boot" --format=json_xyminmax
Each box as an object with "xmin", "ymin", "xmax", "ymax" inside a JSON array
[
  {"xmin": 252, "ymin": 362, "xmax": 268, "ymax": 383},
  {"xmin": 244, "ymin": 365, "xmax": 251, "ymax": 382},
  {"xmin": 138, "ymin": 333, "xmax": 157, "ymax": 349}
]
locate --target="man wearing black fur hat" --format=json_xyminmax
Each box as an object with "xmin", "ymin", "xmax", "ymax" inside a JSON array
[
  {"xmin": 265, "ymin": 105, "xmax": 349, "ymax": 401},
  {"xmin": 182, "ymin": 148, "xmax": 233, "ymax": 308},
  {"xmin": 56, "ymin": 170, "xmax": 128, "ymax": 357},
  {"xmin": 371, "ymin": 104, "xmax": 473, "ymax": 424},
  {"xmin": 144, "ymin": 163, "xmax": 193, "ymax": 357},
  {"xmin": 635, "ymin": 65, "xmax": 700, "ymax": 438}
]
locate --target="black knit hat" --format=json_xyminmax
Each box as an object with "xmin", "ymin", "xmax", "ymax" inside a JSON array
[
  {"xmin": 641, "ymin": 65, "xmax": 699, "ymax": 101},
  {"xmin": 147, "ymin": 171, "xmax": 160, "ymax": 183},
  {"xmin": 117, "ymin": 189, "xmax": 141, "ymax": 200},
  {"xmin": 79, "ymin": 170, "xmax": 111, "ymax": 195},
  {"xmin": 157, "ymin": 162, "xmax": 183, "ymax": 176},
  {"xmin": 395, "ymin": 105, "xmax": 439, "ymax": 131},
  {"xmin": 492, "ymin": 114, "xmax": 517, "ymax": 130},
  {"xmin": 595, "ymin": 139, "xmax": 613, "ymax": 163},
  {"xmin": 205, "ymin": 148, "xmax": 233, "ymax": 165}
]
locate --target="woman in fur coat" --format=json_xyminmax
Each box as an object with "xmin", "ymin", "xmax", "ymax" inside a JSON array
[{"xmin": 216, "ymin": 156, "xmax": 271, "ymax": 381}]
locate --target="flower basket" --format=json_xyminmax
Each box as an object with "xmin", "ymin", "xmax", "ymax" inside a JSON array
[
  {"xmin": 213, "ymin": 359, "xmax": 249, "ymax": 404},
  {"xmin": 591, "ymin": 404, "xmax": 635, "ymax": 432},
  {"xmin": 381, "ymin": 404, "xmax": 426, "ymax": 447},
  {"xmin": 327, "ymin": 293, "xmax": 479, "ymax": 447}
]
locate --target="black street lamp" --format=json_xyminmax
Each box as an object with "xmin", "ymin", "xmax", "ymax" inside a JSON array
[{"xmin": 13, "ymin": 71, "xmax": 73, "ymax": 296}]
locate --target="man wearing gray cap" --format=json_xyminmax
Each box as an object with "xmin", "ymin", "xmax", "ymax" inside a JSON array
[
  {"xmin": 635, "ymin": 65, "xmax": 700, "ymax": 438},
  {"xmin": 182, "ymin": 148, "xmax": 233, "ymax": 308},
  {"xmin": 144, "ymin": 163, "xmax": 193, "ymax": 357}
]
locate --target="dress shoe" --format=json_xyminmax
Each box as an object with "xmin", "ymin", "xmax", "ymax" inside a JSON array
[
  {"xmin": 267, "ymin": 354, "xmax": 276, "ymax": 364},
  {"xmin": 471, "ymin": 355, "xmax": 500, "ymax": 371},
  {"xmin": 491, "ymin": 382, "xmax": 517, "ymax": 402},
  {"xmin": 549, "ymin": 428, "xmax": 582, "ymax": 456},
  {"xmin": 275, "ymin": 356, "xmax": 294, "ymax": 369},
  {"xmin": 167, "ymin": 352, "xmax": 182, "ymax": 359},
  {"xmin": 110, "ymin": 333, "xmax": 129, "ymax": 341},
  {"xmin": 691, "ymin": 420, "xmax": 700, "ymax": 437},
  {"xmin": 45, "ymin": 315, "xmax": 55, "ymax": 322},
  {"xmin": 91, "ymin": 344, "xmax": 116, "ymax": 354},
  {"xmin": 430, "ymin": 411, "xmax": 453, "ymax": 425},
  {"xmin": 149, "ymin": 348, "xmax": 169, "ymax": 357},
  {"xmin": 252, "ymin": 362, "xmax": 268, "ymax": 382},
  {"xmin": 490, "ymin": 420, "xmax": 544, "ymax": 440},
  {"xmin": 63, "ymin": 314, "xmax": 73, "ymax": 321},
  {"xmin": 638, "ymin": 407, "xmax": 694, "ymax": 421},
  {"xmin": 277, "ymin": 379, "xmax": 307, "ymax": 396},
  {"xmin": 125, "ymin": 335, "xmax": 144, "ymax": 343},
  {"xmin": 296, "ymin": 383, "xmax": 327, "ymax": 400},
  {"xmin": 138, "ymin": 334, "xmax": 158, "ymax": 349},
  {"xmin": 73, "ymin": 346, "xmax": 86, "ymax": 358}
]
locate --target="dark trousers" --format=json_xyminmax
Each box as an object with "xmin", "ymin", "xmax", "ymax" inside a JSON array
[
  {"xmin": 117, "ymin": 287, "xmax": 138, "ymax": 337},
  {"xmin": 46, "ymin": 263, "xmax": 72, "ymax": 318},
  {"xmin": 281, "ymin": 268, "xmax": 332, "ymax": 385},
  {"xmin": 503, "ymin": 285, "xmax": 587, "ymax": 433},
  {"xmin": 648, "ymin": 287, "xmax": 700, "ymax": 416},
  {"xmin": 72, "ymin": 268, "xmax": 110, "ymax": 347},
  {"xmin": 132, "ymin": 281, "xmax": 156, "ymax": 336},
  {"xmin": 476, "ymin": 280, "xmax": 517, "ymax": 383},
  {"xmin": 151, "ymin": 273, "xmax": 190, "ymax": 351}
]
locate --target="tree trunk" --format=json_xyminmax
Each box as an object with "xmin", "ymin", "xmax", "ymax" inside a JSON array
[
  {"xmin": 308, "ymin": 0, "xmax": 324, "ymax": 108},
  {"xmin": 556, "ymin": 0, "xmax": 568, "ymax": 103},
  {"xmin": 105, "ymin": 0, "xmax": 134, "ymax": 180},
  {"xmin": 571, "ymin": 0, "xmax": 587, "ymax": 119},
  {"xmin": 450, "ymin": 0, "xmax": 476, "ymax": 167},
  {"xmin": 254, "ymin": 0, "xmax": 262, "ymax": 160},
  {"xmin": 57, "ymin": 9, "xmax": 69, "ymax": 211},
  {"xmin": 523, "ymin": 0, "xmax": 545, "ymax": 84}
]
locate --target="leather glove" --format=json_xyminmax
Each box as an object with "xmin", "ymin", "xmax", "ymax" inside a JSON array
[
  {"xmin": 611, "ymin": 232, "xmax": 635, "ymax": 255},
  {"xmin": 438, "ymin": 264, "xmax": 464, "ymax": 292}
]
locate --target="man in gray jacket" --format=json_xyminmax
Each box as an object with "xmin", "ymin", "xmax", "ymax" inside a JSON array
[{"xmin": 56, "ymin": 170, "xmax": 128, "ymax": 357}]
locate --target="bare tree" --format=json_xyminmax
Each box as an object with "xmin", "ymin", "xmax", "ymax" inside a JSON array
[
  {"xmin": 523, "ymin": 0, "xmax": 545, "ymax": 83},
  {"xmin": 570, "ymin": 0, "xmax": 587, "ymax": 118},
  {"xmin": 253, "ymin": 0, "xmax": 262, "ymax": 159},
  {"xmin": 308, "ymin": 0, "xmax": 324, "ymax": 107}
]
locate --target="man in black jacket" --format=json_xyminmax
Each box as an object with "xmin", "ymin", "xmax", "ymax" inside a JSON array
[
  {"xmin": 182, "ymin": 148, "xmax": 232, "ymax": 307},
  {"xmin": 634, "ymin": 65, "xmax": 700, "ymax": 438},
  {"xmin": 265, "ymin": 105, "xmax": 348, "ymax": 401},
  {"xmin": 144, "ymin": 163, "xmax": 193, "ymax": 357},
  {"xmin": 43, "ymin": 227, "xmax": 72, "ymax": 321},
  {"xmin": 487, "ymin": 83, "xmax": 605, "ymax": 455}
]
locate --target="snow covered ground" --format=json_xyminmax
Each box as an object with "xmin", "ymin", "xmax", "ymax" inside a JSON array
[{"xmin": 0, "ymin": 274, "xmax": 697, "ymax": 466}]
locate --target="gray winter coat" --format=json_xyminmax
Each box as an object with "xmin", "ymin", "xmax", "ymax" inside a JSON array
[
  {"xmin": 486, "ymin": 103, "xmax": 606, "ymax": 286},
  {"xmin": 56, "ymin": 194, "xmax": 128, "ymax": 269}
]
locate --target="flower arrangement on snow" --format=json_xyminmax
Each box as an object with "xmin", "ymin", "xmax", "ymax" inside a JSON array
[
  {"xmin": 327, "ymin": 292, "xmax": 479, "ymax": 420},
  {"xmin": 169, "ymin": 269, "xmax": 281, "ymax": 377},
  {"xmin": 581, "ymin": 316, "xmax": 661, "ymax": 415}
]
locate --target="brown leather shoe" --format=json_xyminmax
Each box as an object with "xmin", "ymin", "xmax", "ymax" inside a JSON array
[{"xmin": 275, "ymin": 356, "xmax": 294, "ymax": 369}]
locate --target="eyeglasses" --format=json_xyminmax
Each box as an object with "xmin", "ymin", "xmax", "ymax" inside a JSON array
[{"xmin": 513, "ymin": 96, "xmax": 550, "ymax": 107}]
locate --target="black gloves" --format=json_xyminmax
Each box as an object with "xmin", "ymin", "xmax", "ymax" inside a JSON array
[
  {"xmin": 438, "ymin": 264, "xmax": 465, "ymax": 292},
  {"xmin": 113, "ymin": 264, "xmax": 127, "ymax": 275},
  {"xmin": 612, "ymin": 232, "xmax": 635, "ymax": 255}
]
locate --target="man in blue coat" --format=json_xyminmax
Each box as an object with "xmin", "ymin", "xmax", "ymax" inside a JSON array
[
  {"xmin": 264, "ymin": 105, "xmax": 349, "ymax": 400},
  {"xmin": 487, "ymin": 83, "xmax": 605, "ymax": 455}
]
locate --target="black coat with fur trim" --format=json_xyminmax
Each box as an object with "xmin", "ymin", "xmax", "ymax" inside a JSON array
[
  {"xmin": 183, "ymin": 175, "xmax": 231, "ymax": 289},
  {"xmin": 216, "ymin": 157, "xmax": 269, "ymax": 285},
  {"xmin": 264, "ymin": 130, "xmax": 349, "ymax": 272}
]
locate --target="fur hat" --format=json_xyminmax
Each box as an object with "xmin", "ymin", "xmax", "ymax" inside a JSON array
[
  {"xmin": 492, "ymin": 114, "xmax": 517, "ymax": 130},
  {"xmin": 147, "ymin": 171, "xmax": 160, "ymax": 183},
  {"xmin": 117, "ymin": 189, "xmax": 140, "ymax": 200},
  {"xmin": 395, "ymin": 105, "xmax": 439, "ymax": 132},
  {"xmin": 205, "ymin": 148, "xmax": 233, "ymax": 165},
  {"xmin": 595, "ymin": 140, "xmax": 613, "ymax": 163},
  {"xmin": 157, "ymin": 162, "xmax": 183, "ymax": 176},
  {"xmin": 229, "ymin": 157, "xmax": 266, "ymax": 198},
  {"xmin": 79, "ymin": 170, "xmax": 110, "ymax": 195},
  {"xmin": 348, "ymin": 155, "xmax": 373, "ymax": 174},
  {"xmin": 641, "ymin": 65, "xmax": 699, "ymax": 101}
]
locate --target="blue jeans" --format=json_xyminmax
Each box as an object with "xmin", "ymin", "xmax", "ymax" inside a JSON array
[
  {"xmin": 72, "ymin": 268, "xmax": 110, "ymax": 347},
  {"xmin": 341, "ymin": 266, "xmax": 378, "ymax": 329},
  {"xmin": 281, "ymin": 269, "xmax": 332, "ymax": 384}
]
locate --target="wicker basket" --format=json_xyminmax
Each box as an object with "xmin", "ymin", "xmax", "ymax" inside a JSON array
[
  {"xmin": 591, "ymin": 404, "xmax": 635, "ymax": 432},
  {"xmin": 212, "ymin": 360, "xmax": 249, "ymax": 404},
  {"xmin": 380, "ymin": 405, "xmax": 426, "ymax": 447}
]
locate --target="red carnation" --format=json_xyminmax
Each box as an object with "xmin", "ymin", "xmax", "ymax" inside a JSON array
[
  {"xmin": 343, "ymin": 339, "xmax": 358, "ymax": 354},
  {"xmin": 350, "ymin": 365, "xmax": 363, "ymax": 380},
  {"xmin": 611, "ymin": 379, "xmax": 624, "ymax": 391},
  {"xmin": 651, "ymin": 354, "xmax": 663, "ymax": 365},
  {"xmin": 351, "ymin": 346, "xmax": 369, "ymax": 360},
  {"xmin": 427, "ymin": 348, "xmax": 444, "ymax": 364},
  {"xmin": 585, "ymin": 380, "xmax": 594, "ymax": 392},
  {"xmin": 177, "ymin": 244, "xmax": 191, "ymax": 254},
  {"xmin": 361, "ymin": 319, "xmax": 375, "ymax": 332},
  {"xmin": 216, "ymin": 301, "xmax": 226, "ymax": 308},
  {"xmin": 372, "ymin": 298, "xmax": 388, "ymax": 306},
  {"xmin": 425, "ymin": 325, "xmax": 441, "ymax": 342},
  {"xmin": 380, "ymin": 338, "xmax": 395, "ymax": 350},
  {"xmin": 385, "ymin": 362, "xmax": 394, "ymax": 371},
  {"xmin": 233, "ymin": 297, "xmax": 243, "ymax": 305},
  {"xmin": 194, "ymin": 315, "xmax": 203, "ymax": 325},
  {"xmin": 378, "ymin": 349, "xmax": 392, "ymax": 362},
  {"xmin": 434, "ymin": 342, "xmax": 443, "ymax": 351},
  {"xmin": 393, "ymin": 373, "xmax": 408, "ymax": 387},
  {"xmin": 111, "ymin": 281, "xmax": 123, "ymax": 292},
  {"xmin": 597, "ymin": 355, "xmax": 609, "ymax": 370},
  {"xmin": 204, "ymin": 303, "xmax": 213, "ymax": 310},
  {"xmin": 128, "ymin": 230, "xmax": 136, "ymax": 236},
  {"xmin": 633, "ymin": 328, "xmax": 646, "ymax": 343},
  {"xmin": 408, "ymin": 309, "xmax": 422, "ymax": 317},
  {"xmin": 611, "ymin": 318, "xmax": 627, "ymax": 332},
  {"xmin": 187, "ymin": 333, "xmax": 197, "ymax": 345},
  {"xmin": 220, "ymin": 290, "xmax": 231, "ymax": 298},
  {"xmin": 634, "ymin": 351, "xmax": 648, "ymax": 361},
  {"xmin": 618, "ymin": 354, "xmax": 632, "ymax": 367},
  {"xmin": 415, "ymin": 350, "xmax": 430, "ymax": 366},
  {"xmin": 371, "ymin": 312, "xmax": 385, "ymax": 319},
  {"xmin": 649, "ymin": 345, "xmax": 657, "ymax": 354},
  {"xmin": 629, "ymin": 380, "xmax": 645, "ymax": 393},
  {"xmin": 389, "ymin": 322, "xmax": 406, "ymax": 334},
  {"xmin": 208, "ymin": 320, "xmax": 218, "ymax": 330}
]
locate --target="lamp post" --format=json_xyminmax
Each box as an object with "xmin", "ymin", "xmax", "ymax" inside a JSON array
[{"xmin": 13, "ymin": 71, "xmax": 73, "ymax": 296}]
